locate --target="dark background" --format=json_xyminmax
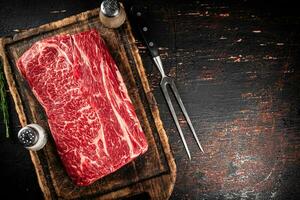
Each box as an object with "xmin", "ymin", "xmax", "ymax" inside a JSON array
[{"xmin": 1, "ymin": 0, "xmax": 300, "ymax": 199}]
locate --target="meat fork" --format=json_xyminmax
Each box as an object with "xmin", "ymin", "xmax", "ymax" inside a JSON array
[{"xmin": 132, "ymin": 8, "xmax": 204, "ymax": 159}]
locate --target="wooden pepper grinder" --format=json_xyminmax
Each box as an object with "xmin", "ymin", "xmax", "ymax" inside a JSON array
[{"xmin": 99, "ymin": 0, "xmax": 126, "ymax": 28}]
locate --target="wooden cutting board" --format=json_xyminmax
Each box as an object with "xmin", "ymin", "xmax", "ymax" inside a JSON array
[{"xmin": 0, "ymin": 8, "xmax": 176, "ymax": 200}]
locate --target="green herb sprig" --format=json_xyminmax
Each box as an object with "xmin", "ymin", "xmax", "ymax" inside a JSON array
[{"xmin": 0, "ymin": 60, "xmax": 10, "ymax": 138}]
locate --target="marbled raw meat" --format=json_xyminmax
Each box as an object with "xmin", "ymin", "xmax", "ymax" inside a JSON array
[{"xmin": 17, "ymin": 29, "xmax": 148, "ymax": 186}]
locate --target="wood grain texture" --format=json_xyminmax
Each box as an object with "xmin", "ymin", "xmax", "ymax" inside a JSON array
[
  {"xmin": 126, "ymin": 0, "xmax": 300, "ymax": 199},
  {"xmin": 0, "ymin": 8, "xmax": 176, "ymax": 200},
  {"xmin": 1, "ymin": 0, "xmax": 300, "ymax": 199}
]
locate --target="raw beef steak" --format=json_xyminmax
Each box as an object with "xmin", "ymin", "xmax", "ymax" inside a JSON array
[{"xmin": 17, "ymin": 29, "xmax": 148, "ymax": 186}]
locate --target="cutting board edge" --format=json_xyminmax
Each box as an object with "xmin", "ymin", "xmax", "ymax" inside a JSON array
[
  {"xmin": 0, "ymin": 7, "xmax": 176, "ymax": 200},
  {"xmin": 123, "ymin": 16, "xmax": 177, "ymax": 199},
  {"xmin": 0, "ymin": 36, "xmax": 55, "ymax": 200}
]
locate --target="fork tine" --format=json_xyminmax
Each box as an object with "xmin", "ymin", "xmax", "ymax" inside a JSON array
[
  {"xmin": 169, "ymin": 80, "xmax": 205, "ymax": 153},
  {"xmin": 161, "ymin": 82, "xmax": 192, "ymax": 160}
]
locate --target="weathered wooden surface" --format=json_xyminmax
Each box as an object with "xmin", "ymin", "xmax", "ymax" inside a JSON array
[
  {"xmin": 1, "ymin": 0, "xmax": 300, "ymax": 199},
  {"xmin": 128, "ymin": 0, "xmax": 300, "ymax": 199},
  {"xmin": 0, "ymin": 8, "xmax": 176, "ymax": 200}
]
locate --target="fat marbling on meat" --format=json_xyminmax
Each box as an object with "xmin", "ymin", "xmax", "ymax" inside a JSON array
[{"xmin": 17, "ymin": 29, "xmax": 148, "ymax": 186}]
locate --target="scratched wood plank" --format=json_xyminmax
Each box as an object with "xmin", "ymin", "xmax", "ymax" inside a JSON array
[
  {"xmin": 0, "ymin": 8, "xmax": 176, "ymax": 200},
  {"xmin": 1, "ymin": 0, "xmax": 300, "ymax": 199},
  {"xmin": 126, "ymin": 0, "xmax": 300, "ymax": 199}
]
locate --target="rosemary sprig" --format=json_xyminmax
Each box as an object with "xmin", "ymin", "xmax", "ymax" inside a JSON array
[{"xmin": 0, "ymin": 60, "xmax": 10, "ymax": 138}]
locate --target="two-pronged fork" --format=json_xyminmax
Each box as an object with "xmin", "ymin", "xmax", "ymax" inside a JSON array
[{"xmin": 132, "ymin": 7, "xmax": 204, "ymax": 159}]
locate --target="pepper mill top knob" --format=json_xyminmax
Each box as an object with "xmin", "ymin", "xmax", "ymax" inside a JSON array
[
  {"xmin": 17, "ymin": 124, "xmax": 47, "ymax": 151},
  {"xmin": 18, "ymin": 126, "xmax": 39, "ymax": 147},
  {"xmin": 99, "ymin": 0, "xmax": 126, "ymax": 29},
  {"xmin": 101, "ymin": 0, "xmax": 120, "ymax": 17}
]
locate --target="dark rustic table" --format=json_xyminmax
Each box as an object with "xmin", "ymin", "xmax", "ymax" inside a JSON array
[{"xmin": 1, "ymin": 0, "xmax": 299, "ymax": 199}]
